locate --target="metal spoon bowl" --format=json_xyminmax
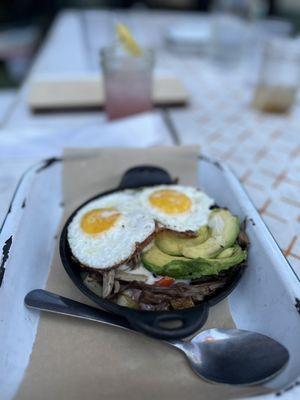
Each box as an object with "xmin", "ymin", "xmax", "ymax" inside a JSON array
[
  {"xmin": 171, "ymin": 329, "xmax": 289, "ymax": 385},
  {"xmin": 25, "ymin": 289, "xmax": 289, "ymax": 386}
]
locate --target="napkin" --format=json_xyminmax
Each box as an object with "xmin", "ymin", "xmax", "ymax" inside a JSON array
[
  {"xmin": 0, "ymin": 112, "xmax": 172, "ymax": 160},
  {"xmin": 15, "ymin": 146, "xmax": 269, "ymax": 400}
]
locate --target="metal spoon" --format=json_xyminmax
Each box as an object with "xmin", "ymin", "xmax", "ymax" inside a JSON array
[{"xmin": 25, "ymin": 289, "xmax": 289, "ymax": 385}]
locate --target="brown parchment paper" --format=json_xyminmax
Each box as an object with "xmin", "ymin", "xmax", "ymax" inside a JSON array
[{"xmin": 16, "ymin": 146, "xmax": 270, "ymax": 400}]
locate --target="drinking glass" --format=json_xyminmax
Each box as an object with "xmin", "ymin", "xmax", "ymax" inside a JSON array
[
  {"xmin": 209, "ymin": 0, "xmax": 255, "ymax": 66},
  {"xmin": 101, "ymin": 46, "xmax": 154, "ymax": 120},
  {"xmin": 252, "ymin": 38, "xmax": 300, "ymax": 113}
]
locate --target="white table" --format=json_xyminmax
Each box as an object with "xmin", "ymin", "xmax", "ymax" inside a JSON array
[{"xmin": 0, "ymin": 9, "xmax": 299, "ymax": 399}]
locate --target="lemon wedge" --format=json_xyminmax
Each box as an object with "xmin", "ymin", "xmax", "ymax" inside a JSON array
[{"xmin": 116, "ymin": 23, "xmax": 142, "ymax": 56}]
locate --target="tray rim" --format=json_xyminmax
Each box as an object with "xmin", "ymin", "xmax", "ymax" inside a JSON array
[{"xmin": 1, "ymin": 153, "xmax": 300, "ymax": 398}]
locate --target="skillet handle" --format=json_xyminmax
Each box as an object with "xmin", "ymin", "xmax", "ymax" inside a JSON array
[
  {"xmin": 118, "ymin": 165, "xmax": 174, "ymax": 189},
  {"xmin": 125, "ymin": 305, "xmax": 209, "ymax": 340}
]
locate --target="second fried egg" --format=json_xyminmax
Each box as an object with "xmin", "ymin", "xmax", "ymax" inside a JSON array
[{"xmin": 138, "ymin": 185, "xmax": 214, "ymax": 233}]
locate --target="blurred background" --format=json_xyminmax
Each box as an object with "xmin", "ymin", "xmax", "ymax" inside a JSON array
[{"xmin": 1, "ymin": 0, "xmax": 300, "ymax": 89}]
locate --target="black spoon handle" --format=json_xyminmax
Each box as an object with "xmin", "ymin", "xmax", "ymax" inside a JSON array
[{"xmin": 25, "ymin": 289, "xmax": 132, "ymax": 331}]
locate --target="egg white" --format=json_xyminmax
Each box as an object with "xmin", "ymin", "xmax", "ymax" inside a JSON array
[
  {"xmin": 67, "ymin": 192, "xmax": 156, "ymax": 270},
  {"xmin": 138, "ymin": 185, "xmax": 214, "ymax": 233}
]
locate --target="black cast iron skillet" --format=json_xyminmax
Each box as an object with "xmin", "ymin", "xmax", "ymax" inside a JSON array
[{"xmin": 60, "ymin": 165, "xmax": 245, "ymax": 340}]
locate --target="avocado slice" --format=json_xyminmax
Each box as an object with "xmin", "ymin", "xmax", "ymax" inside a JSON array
[
  {"xmin": 142, "ymin": 245, "xmax": 190, "ymax": 274},
  {"xmin": 182, "ymin": 209, "xmax": 240, "ymax": 259},
  {"xmin": 155, "ymin": 225, "xmax": 210, "ymax": 256},
  {"xmin": 217, "ymin": 247, "xmax": 235, "ymax": 258},
  {"xmin": 143, "ymin": 244, "xmax": 246, "ymax": 280},
  {"xmin": 161, "ymin": 245, "xmax": 246, "ymax": 279}
]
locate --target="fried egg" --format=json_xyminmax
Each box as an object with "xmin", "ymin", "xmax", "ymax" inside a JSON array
[
  {"xmin": 138, "ymin": 185, "xmax": 214, "ymax": 233},
  {"xmin": 68, "ymin": 192, "xmax": 156, "ymax": 270}
]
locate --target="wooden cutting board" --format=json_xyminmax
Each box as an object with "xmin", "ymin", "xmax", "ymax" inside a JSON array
[{"xmin": 28, "ymin": 74, "xmax": 189, "ymax": 111}]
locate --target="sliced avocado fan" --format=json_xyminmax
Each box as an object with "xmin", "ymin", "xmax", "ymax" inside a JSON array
[
  {"xmin": 181, "ymin": 209, "xmax": 240, "ymax": 259},
  {"xmin": 142, "ymin": 244, "xmax": 247, "ymax": 280},
  {"xmin": 142, "ymin": 208, "xmax": 246, "ymax": 280}
]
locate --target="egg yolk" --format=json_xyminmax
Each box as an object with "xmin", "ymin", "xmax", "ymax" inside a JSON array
[
  {"xmin": 81, "ymin": 208, "xmax": 120, "ymax": 234},
  {"xmin": 149, "ymin": 189, "xmax": 191, "ymax": 214}
]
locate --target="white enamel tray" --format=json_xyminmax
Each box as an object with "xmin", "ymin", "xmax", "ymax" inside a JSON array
[{"xmin": 0, "ymin": 155, "xmax": 299, "ymax": 400}]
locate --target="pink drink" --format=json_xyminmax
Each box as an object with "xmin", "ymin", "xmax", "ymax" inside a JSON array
[
  {"xmin": 102, "ymin": 47, "xmax": 154, "ymax": 120},
  {"xmin": 104, "ymin": 69, "xmax": 152, "ymax": 120}
]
